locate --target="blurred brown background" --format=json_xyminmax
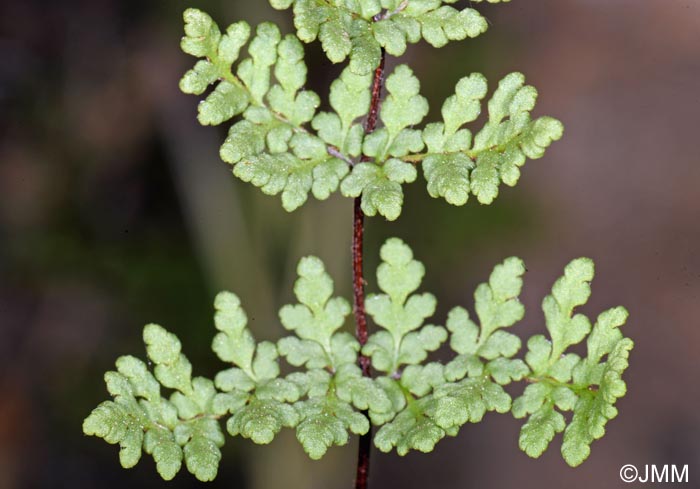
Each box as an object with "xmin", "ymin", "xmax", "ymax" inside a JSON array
[{"xmin": 1, "ymin": 1, "xmax": 698, "ymax": 488}]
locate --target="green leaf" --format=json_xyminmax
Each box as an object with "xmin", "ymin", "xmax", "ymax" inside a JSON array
[
  {"xmin": 179, "ymin": 60, "xmax": 219, "ymax": 96},
  {"xmin": 274, "ymin": 253, "xmax": 393, "ymax": 445},
  {"xmin": 374, "ymin": 396, "xmax": 453, "ymax": 456},
  {"xmin": 381, "ymin": 65, "xmax": 429, "ymax": 142},
  {"xmin": 227, "ymin": 398, "xmax": 300, "ymax": 444},
  {"xmin": 445, "ymin": 306, "xmax": 479, "ymax": 356},
  {"xmin": 374, "ymin": 369, "xmax": 507, "ymax": 456},
  {"xmin": 215, "ymin": 368, "xmax": 255, "ymax": 394},
  {"xmin": 114, "ymin": 355, "xmax": 160, "ymax": 402},
  {"xmin": 376, "ymin": 237, "xmax": 426, "ymax": 304},
  {"xmin": 217, "ymin": 32, "xmax": 345, "ymax": 212},
  {"xmin": 270, "ymin": 0, "xmax": 294, "ymax": 9},
  {"xmin": 295, "ymin": 396, "xmax": 369, "ymax": 459},
  {"xmin": 423, "ymin": 152, "xmax": 474, "ymax": 206},
  {"xmin": 421, "ymin": 72, "xmax": 563, "ymax": 207},
  {"xmin": 210, "ymin": 291, "xmax": 301, "ymax": 446},
  {"xmin": 401, "ymin": 363, "xmax": 446, "ymax": 397},
  {"xmin": 348, "ymin": 21, "xmax": 382, "ymax": 75},
  {"xmin": 543, "ymin": 258, "xmax": 594, "ymax": 361},
  {"xmin": 231, "ymin": 135, "xmax": 349, "ymax": 212},
  {"xmin": 212, "ymin": 390, "xmax": 249, "ymax": 416},
  {"xmin": 256, "ymin": 376, "xmax": 302, "ymax": 402},
  {"xmin": 171, "ymin": 377, "xmax": 217, "ymax": 420},
  {"xmin": 238, "ymin": 23, "xmax": 281, "ymax": 103},
  {"xmin": 83, "ymin": 326, "xmax": 211, "ymax": 481},
  {"xmin": 397, "ymin": 325, "xmax": 448, "ymax": 366},
  {"xmin": 180, "ymin": 10, "xmax": 351, "ymax": 213},
  {"xmin": 441, "ymin": 257, "xmax": 527, "ymax": 387},
  {"xmin": 470, "ymin": 152, "xmax": 500, "ymax": 204},
  {"xmin": 475, "ymin": 256, "xmax": 526, "ymax": 339},
  {"xmin": 87, "ymin": 234, "xmax": 633, "ymax": 474},
  {"xmin": 143, "ymin": 324, "xmax": 193, "ymax": 395},
  {"xmin": 175, "ymin": 418, "xmax": 225, "ymax": 482},
  {"xmin": 562, "ymin": 337, "xmax": 633, "ymax": 466},
  {"xmin": 470, "ymin": 73, "xmax": 564, "ymax": 203},
  {"xmin": 319, "ymin": 10, "xmax": 354, "ymax": 63},
  {"xmin": 278, "ymin": 256, "xmax": 354, "ymax": 369},
  {"xmin": 361, "ymin": 332, "xmax": 394, "ymax": 373},
  {"xmin": 432, "ymin": 376, "xmax": 512, "ymax": 429},
  {"xmin": 273, "ymin": 1, "xmax": 495, "ymax": 74},
  {"xmin": 180, "ymin": 10, "xmax": 252, "ymax": 126},
  {"xmin": 340, "ymin": 160, "xmax": 417, "ymax": 221},
  {"xmin": 371, "ymin": 376, "xmax": 408, "ymax": 425},
  {"xmin": 444, "ymin": 353, "xmax": 483, "ymax": 382},
  {"xmin": 373, "ymin": 19, "xmax": 407, "ymax": 56},
  {"xmin": 144, "ymin": 428, "xmax": 183, "ymax": 480},
  {"xmin": 447, "ymin": 257, "xmax": 525, "ymax": 358},
  {"xmin": 416, "ymin": 6, "xmax": 488, "ymax": 48},
  {"xmin": 287, "ymin": 369, "xmax": 333, "ymax": 398},
  {"xmin": 143, "ymin": 323, "xmax": 181, "ymax": 365},
  {"xmin": 486, "ymin": 357, "xmax": 529, "ymax": 385},
  {"xmin": 211, "ymin": 291, "xmax": 255, "ymax": 373},
  {"xmin": 334, "ymin": 364, "xmax": 392, "ymax": 416},
  {"xmin": 313, "ymin": 67, "xmax": 372, "ymax": 156},
  {"xmin": 514, "ymin": 260, "xmax": 634, "ymax": 466},
  {"xmin": 181, "ymin": 9, "xmax": 222, "ymax": 58},
  {"xmin": 517, "ymin": 402, "xmax": 566, "ymax": 458},
  {"xmin": 277, "ymin": 337, "xmax": 327, "ymax": 370},
  {"xmin": 268, "ymin": 35, "xmax": 321, "ymax": 125},
  {"xmin": 587, "ymin": 310, "xmax": 625, "ymax": 361},
  {"xmin": 197, "ymin": 81, "xmax": 249, "ymax": 126},
  {"xmin": 363, "ymin": 238, "xmax": 437, "ymax": 373},
  {"xmin": 83, "ymin": 400, "xmax": 146, "ymax": 469}
]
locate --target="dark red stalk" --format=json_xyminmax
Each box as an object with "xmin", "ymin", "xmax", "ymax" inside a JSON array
[{"xmin": 353, "ymin": 50, "xmax": 385, "ymax": 489}]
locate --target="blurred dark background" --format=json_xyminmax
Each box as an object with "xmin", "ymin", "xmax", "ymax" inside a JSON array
[{"xmin": 1, "ymin": 1, "xmax": 698, "ymax": 488}]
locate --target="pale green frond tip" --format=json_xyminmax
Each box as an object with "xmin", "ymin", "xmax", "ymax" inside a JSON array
[
  {"xmin": 423, "ymin": 71, "xmax": 564, "ymax": 208},
  {"xmin": 278, "ymin": 254, "xmax": 353, "ymax": 370},
  {"xmin": 214, "ymin": 289, "xmax": 240, "ymax": 307},
  {"xmin": 143, "ymin": 323, "xmax": 181, "ymax": 364},
  {"xmin": 382, "ymin": 65, "xmax": 429, "ymax": 136},
  {"xmin": 380, "ymin": 237, "xmax": 414, "ymax": 265},
  {"xmin": 490, "ymin": 256, "xmax": 526, "ymax": 296},
  {"xmin": 564, "ymin": 257, "xmax": 595, "ymax": 282},
  {"xmin": 270, "ymin": 0, "xmax": 294, "ymax": 9},
  {"xmin": 181, "ymin": 9, "xmax": 219, "ymax": 58},
  {"xmin": 298, "ymin": 255, "xmax": 324, "ymax": 276},
  {"xmin": 513, "ymin": 257, "xmax": 633, "ymax": 467}
]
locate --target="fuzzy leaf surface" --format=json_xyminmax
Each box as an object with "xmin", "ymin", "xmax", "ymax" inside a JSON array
[{"xmin": 513, "ymin": 260, "xmax": 634, "ymax": 466}]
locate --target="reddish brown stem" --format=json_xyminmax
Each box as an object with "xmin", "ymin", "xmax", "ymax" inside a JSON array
[
  {"xmin": 363, "ymin": 52, "xmax": 386, "ymax": 140},
  {"xmin": 353, "ymin": 50, "xmax": 385, "ymax": 489},
  {"xmin": 353, "ymin": 198, "xmax": 370, "ymax": 373}
]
